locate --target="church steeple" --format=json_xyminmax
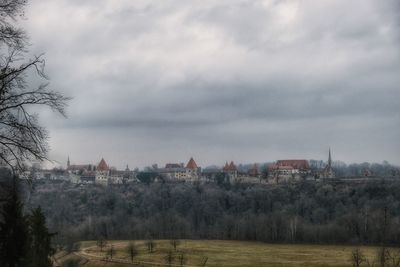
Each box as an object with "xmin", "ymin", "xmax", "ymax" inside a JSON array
[
  {"xmin": 328, "ymin": 148, "xmax": 332, "ymax": 167},
  {"xmin": 67, "ymin": 156, "xmax": 70, "ymax": 169},
  {"xmin": 321, "ymin": 148, "xmax": 335, "ymax": 178}
]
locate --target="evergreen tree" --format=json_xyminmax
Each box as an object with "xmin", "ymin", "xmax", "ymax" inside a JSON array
[
  {"xmin": 0, "ymin": 187, "xmax": 30, "ymax": 267},
  {"xmin": 28, "ymin": 207, "xmax": 55, "ymax": 267}
]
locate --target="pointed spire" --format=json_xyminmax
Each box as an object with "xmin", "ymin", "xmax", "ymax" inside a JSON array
[
  {"xmin": 322, "ymin": 148, "xmax": 335, "ymax": 178},
  {"xmin": 328, "ymin": 147, "xmax": 332, "ymax": 167}
]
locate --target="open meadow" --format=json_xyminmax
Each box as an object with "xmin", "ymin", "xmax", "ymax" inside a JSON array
[{"xmin": 55, "ymin": 240, "xmax": 389, "ymax": 267}]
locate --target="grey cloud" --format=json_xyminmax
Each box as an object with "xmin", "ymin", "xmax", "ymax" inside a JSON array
[{"xmin": 23, "ymin": 0, "xmax": 400, "ymax": 168}]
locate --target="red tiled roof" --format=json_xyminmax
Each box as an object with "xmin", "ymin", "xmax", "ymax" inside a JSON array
[
  {"xmin": 223, "ymin": 161, "xmax": 237, "ymax": 171},
  {"xmin": 186, "ymin": 157, "xmax": 198, "ymax": 169},
  {"xmin": 97, "ymin": 158, "xmax": 109, "ymax": 171},
  {"xmin": 276, "ymin": 160, "xmax": 309, "ymax": 170}
]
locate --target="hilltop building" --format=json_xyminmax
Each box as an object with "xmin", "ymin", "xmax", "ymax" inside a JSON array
[
  {"xmin": 268, "ymin": 159, "xmax": 310, "ymax": 183},
  {"xmin": 321, "ymin": 148, "xmax": 335, "ymax": 178},
  {"xmin": 67, "ymin": 157, "xmax": 133, "ymax": 185},
  {"xmin": 223, "ymin": 161, "xmax": 238, "ymax": 180},
  {"xmin": 95, "ymin": 158, "xmax": 109, "ymax": 185},
  {"xmin": 66, "ymin": 156, "xmax": 94, "ymax": 175},
  {"xmin": 157, "ymin": 157, "xmax": 201, "ymax": 181},
  {"xmin": 157, "ymin": 163, "xmax": 186, "ymax": 180},
  {"xmin": 186, "ymin": 157, "xmax": 200, "ymax": 180},
  {"xmin": 122, "ymin": 165, "xmax": 137, "ymax": 182},
  {"xmin": 92, "ymin": 158, "xmax": 124, "ymax": 185}
]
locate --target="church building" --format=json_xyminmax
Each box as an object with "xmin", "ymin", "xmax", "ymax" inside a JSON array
[{"xmin": 321, "ymin": 148, "xmax": 335, "ymax": 178}]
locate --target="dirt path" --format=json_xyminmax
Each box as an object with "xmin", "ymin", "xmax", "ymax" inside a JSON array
[{"xmin": 75, "ymin": 242, "xmax": 200, "ymax": 267}]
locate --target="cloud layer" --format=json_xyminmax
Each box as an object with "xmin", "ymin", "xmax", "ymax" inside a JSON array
[{"xmin": 23, "ymin": 0, "xmax": 400, "ymax": 168}]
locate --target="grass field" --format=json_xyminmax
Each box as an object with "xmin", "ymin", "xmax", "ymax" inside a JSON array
[{"xmin": 57, "ymin": 240, "xmax": 389, "ymax": 267}]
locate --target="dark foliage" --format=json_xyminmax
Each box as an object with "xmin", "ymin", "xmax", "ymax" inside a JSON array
[
  {"xmin": 27, "ymin": 179, "xmax": 400, "ymax": 246},
  {"xmin": 136, "ymin": 172, "xmax": 159, "ymax": 185},
  {"xmin": 0, "ymin": 174, "xmax": 55, "ymax": 267},
  {"xmin": 28, "ymin": 207, "xmax": 55, "ymax": 267},
  {"xmin": 0, "ymin": 185, "xmax": 30, "ymax": 267}
]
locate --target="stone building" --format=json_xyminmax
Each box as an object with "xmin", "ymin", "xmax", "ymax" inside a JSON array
[
  {"xmin": 223, "ymin": 161, "xmax": 238, "ymax": 180},
  {"xmin": 157, "ymin": 157, "xmax": 201, "ymax": 181},
  {"xmin": 268, "ymin": 159, "xmax": 310, "ymax": 183},
  {"xmin": 95, "ymin": 158, "xmax": 109, "ymax": 185}
]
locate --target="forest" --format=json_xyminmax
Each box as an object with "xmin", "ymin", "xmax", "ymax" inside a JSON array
[{"xmin": 25, "ymin": 178, "xmax": 400, "ymax": 248}]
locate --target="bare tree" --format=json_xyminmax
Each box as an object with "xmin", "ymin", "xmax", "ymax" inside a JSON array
[
  {"xmin": 164, "ymin": 250, "xmax": 174, "ymax": 267},
  {"xmin": 126, "ymin": 241, "xmax": 138, "ymax": 263},
  {"xmin": 201, "ymin": 256, "xmax": 208, "ymax": 267},
  {"xmin": 378, "ymin": 207, "xmax": 390, "ymax": 267},
  {"xmin": 288, "ymin": 216, "xmax": 298, "ymax": 243},
  {"xmin": 378, "ymin": 247, "xmax": 389, "ymax": 267},
  {"xmin": 0, "ymin": 0, "xmax": 26, "ymax": 48},
  {"xmin": 177, "ymin": 251, "xmax": 187, "ymax": 267},
  {"xmin": 0, "ymin": 0, "xmax": 69, "ymax": 172},
  {"xmin": 144, "ymin": 232, "xmax": 156, "ymax": 253},
  {"xmin": 145, "ymin": 238, "xmax": 156, "ymax": 253},
  {"xmin": 351, "ymin": 248, "xmax": 366, "ymax": 267},
  {"xmin": 97, "ymin": 238, "xmax": 107, "ymax": 252},
  {"xmin": 107, "ymin": 245, "xmax": 114, "ymax": 260},
  {"xmin": 170, "ymin": 239, "xmax": 181, "ymax": 251},
  {"xmin": 386, "ymin": 249, "xmax": 400, "ymax": 267}
]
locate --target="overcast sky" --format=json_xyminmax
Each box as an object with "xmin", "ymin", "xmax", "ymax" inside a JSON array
[{"xmin": 23, "ymin": 0, "xmax": 400, "ymax": 169}]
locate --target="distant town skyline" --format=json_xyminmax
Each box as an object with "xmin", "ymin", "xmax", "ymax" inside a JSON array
[
  {"xmin": 53, "ymin": 149, "xmax": 388, "ymax": 171},
  {"xmin": 24, "ymin": 0, "xmax": 400, "ymax": 168}
]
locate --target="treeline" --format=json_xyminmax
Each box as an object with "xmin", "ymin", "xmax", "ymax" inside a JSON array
[
  {"xmin": 307, "ymin": 160, "xmax": 399, "ymax": 177},
  {"xmin": 26, "ymin": 179, "xmax": 400, "ymax": 247}
]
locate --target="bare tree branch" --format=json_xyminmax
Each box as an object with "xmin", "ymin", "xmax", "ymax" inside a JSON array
[{"xmin": 0, "ymin": 0, "xmax": 70, "ymax": 172}]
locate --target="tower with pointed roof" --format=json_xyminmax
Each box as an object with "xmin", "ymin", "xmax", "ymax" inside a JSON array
[
  {"xmin": 95, "ymin": 158, "xmax": 110, "ymax": 185},
  {"xmin": 186, "ymin": 157, "xmax": 198, "ymax": 169},
  {"xmin": 321, "ymin": 148, "xmax": 335, "ymax": 178},
  {"xmin": 67, "ymin": 156, "xmax": 70, "ymax": 169},
  {"xmin": 185, "ymin": 157, "xmax": 200, "ymax": 181},
  {"xmin": 223, "ymin": 160, "xmax": 238, "ymax": 180}
]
